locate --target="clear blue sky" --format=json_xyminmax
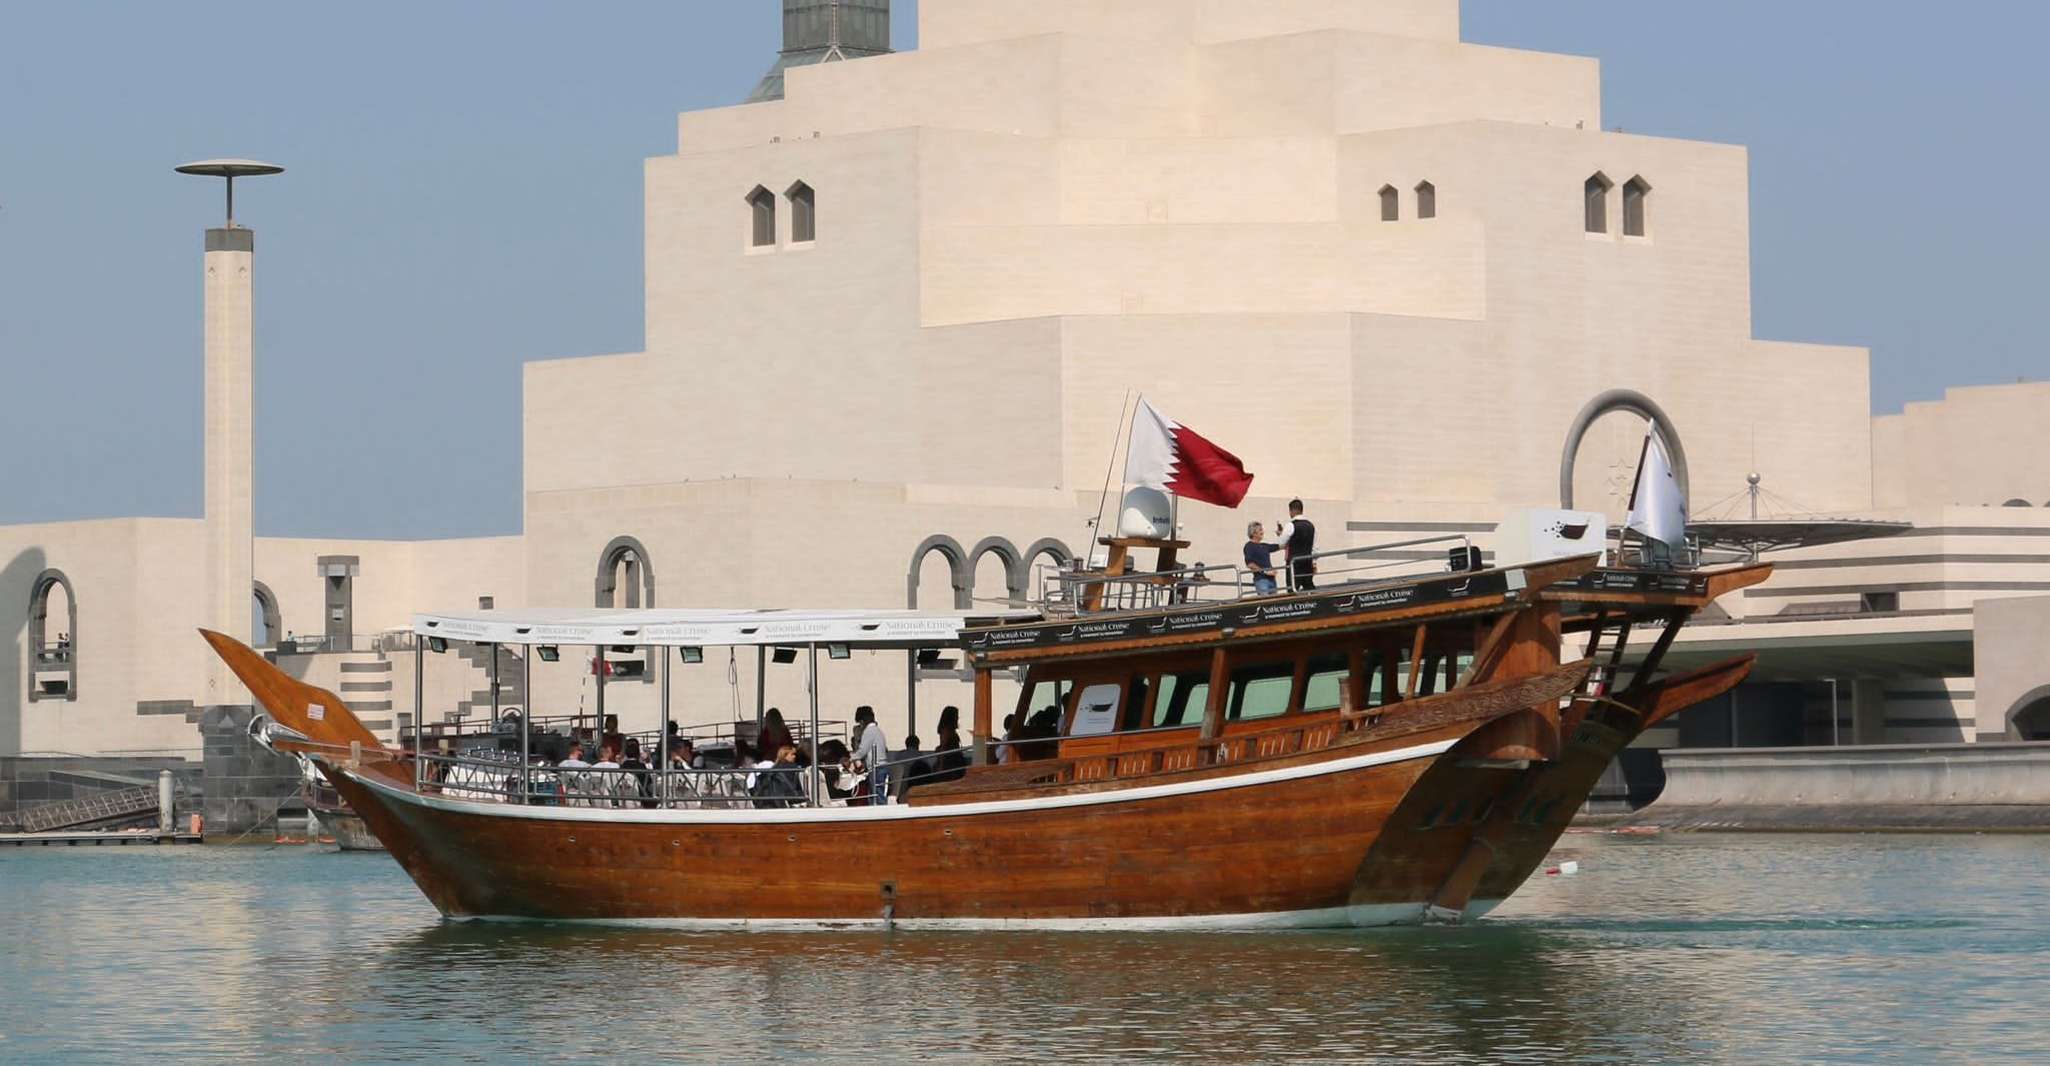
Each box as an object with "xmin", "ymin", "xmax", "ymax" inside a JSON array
[{"xmin": 3, "ymin": 2, "xmax": 2044, "ymax": 539}]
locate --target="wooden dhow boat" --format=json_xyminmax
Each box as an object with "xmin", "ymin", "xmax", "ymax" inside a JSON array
[{"xmin": 202, "ymin": 534, "xmax": 1767, "ymax": 929}]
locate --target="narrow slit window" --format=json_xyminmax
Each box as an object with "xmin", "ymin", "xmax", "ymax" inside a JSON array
[
  {"xmin": 787, "ymin": 182, "xmax": 815, "ymax": 243},
  {"xmin": 1622, "ymin": 176, "xmax": 1650, "ymax": 237},
  {"xmin": 1585, "ymin": 173, "xmax": 1612, "ymax": 234},
  {"xmin": 1379, "ymin": 185, "xmax": 1400, "ymax": 222},
  {"xmin": 746, "ymin": 186, "xmax": 776, "ymax": 248},
  {"xmin": 1415, "ymin": 181, "xmax": 1436, "ymax": 220}
]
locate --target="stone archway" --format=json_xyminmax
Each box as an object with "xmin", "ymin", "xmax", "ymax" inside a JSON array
[
  {"xmin": 252, "ymin": 580, "xmax": 282, "ymax": 649},
  {"xmin": 1558, "ymin": 388, "xmax": 1692, "ymax": 510},
  {"xmin": 2005, "ymin": 685, "xmax": 2050, "ymax": 740},
  {"xmin": 596, "ymin": 536, "xmax": 656, "ymax": 608},
  {"xmin": 27, "ymin": 568, "xmax": 77, "ymax": 702},
  {"xmin": 907, "ymin": 535, "xmax": 970, "ymax": 610},
  {"xmin": 967, "ymin": 536, "xmax": 1026, "ymax": 607},
  {"xmin": 1017, "ymin": 538, "xmax": 1076, "ymax": 604}
]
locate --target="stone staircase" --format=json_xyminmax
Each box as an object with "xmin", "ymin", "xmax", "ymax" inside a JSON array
[{"xmin": 456, "ymin": 643, "xmax": 527, "ymax": 720}]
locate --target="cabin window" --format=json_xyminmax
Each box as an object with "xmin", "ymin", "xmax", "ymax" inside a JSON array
[
  {"xmin": 1302, "ymin": 654, "xmax": 1349, "ymax": 713},
  {"xmin": 1069, "ymin": 683, "xmax": 1122, "ymax": 737},
  {"xmin": 787, "ymin": 181, "xmax": 816, "ymax": 243},
  {"xmin": 1123, "ymin": 676, "xmax": 1151, "ymax": 730},
  {"xmin": 747, "ymin": 186, "xmax": 776, "ymax": 248},
  {"xmin": 1228, "ymin": 663, "xmax": 1294, "ymax": 722},
  {"xmin": 1152, "ymin": 671, "xmax": 1209, "ymax": 728},
  {"xmin": 1020, "ymin": 678, "xmax": 1067, "ymax": 726}
]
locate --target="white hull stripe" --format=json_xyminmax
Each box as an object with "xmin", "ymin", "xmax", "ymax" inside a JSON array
[
  {"xmin": 452, "ymin": 899, "xmax": 1505, "ymax": 932},
  {"xmin": 348, "ymin": 737, "xmax": 1457, "ymax": 826}
]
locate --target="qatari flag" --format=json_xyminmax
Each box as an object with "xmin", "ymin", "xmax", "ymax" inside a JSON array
[{"xmin": 1123, "ymin": 397, "xmax": 1255, "ymax": 509}]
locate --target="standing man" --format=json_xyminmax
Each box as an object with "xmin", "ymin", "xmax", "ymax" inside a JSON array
[
  {"xmin": 1243, "ymin": 521, "xmax": 1282, "ymax": 594},
  {"xmin": 1278, "ymin": 499, "xmax": 1317, "ymax": 591},
  {"xmin": 852, "ymin": 705, "xmax": 893, "ymax": 805}
]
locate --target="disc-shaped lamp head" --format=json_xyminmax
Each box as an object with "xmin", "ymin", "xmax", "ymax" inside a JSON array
[{"xmin": 175, "ymin": 158, "xmax": 284, "ymax": 227}]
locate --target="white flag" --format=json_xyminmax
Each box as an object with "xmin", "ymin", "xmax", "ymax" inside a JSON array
[{"xmin": 1625, "ymin": 433, "xmax": 1688, "ymax": 547}]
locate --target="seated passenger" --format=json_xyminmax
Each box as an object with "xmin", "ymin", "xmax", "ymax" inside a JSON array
[
  {"xmin": 750, "ymin": 743, "xmax": 807, "ymax": 809},
  {"xmin": 758, "ymin": 708, "xmax": 796, "ymax": 760},
  {"xmin": 933, "ymin": 706, "xmax": 968, "ymax": 783},
  {"xmin": 556, "ymin": 742, "xmax": 591, "ymax": 806},
  {"xmin": 997, "ymin": 713, "xmax": 1022, "ymax": 765},
  {"xmin": 591, "ymin": 743, "xmax": 623, "ymax": 809},
  {"xmin": 898, "ymin": 735, "xmax": 934, "ymax": 799},
  {"xmin": 621, "ymin": 737, "xmax": 654, "ymax": 809}
]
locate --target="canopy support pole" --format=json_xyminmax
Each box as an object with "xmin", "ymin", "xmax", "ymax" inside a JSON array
[
  {"xmin": 973, "ymin": 667, "xmax": 992, "ymax": 766},
  {"xmin": 520, "ymin": 644, "xmax": 532, "ymax": 805},
  {"xmin": 594, "ymin": 644, "xmax": 606, "ymax": 756},
  {"xmin": 755, "ymin": 646, "xmax": 767, "ymax": 733},
  {"xmin": 413, "ymin": 639, "xmax": 425, "ymax": 791},
  {"xmin": 906, "ymin": 650, "xmax": 918, "ymax": 738},
  {"xmin": 659, "ymin": 645, "xmax": 672, "ymax": 806},
  {"xmin": 807, "ymin": 643, "xmax": 822, "ymax": 806}
]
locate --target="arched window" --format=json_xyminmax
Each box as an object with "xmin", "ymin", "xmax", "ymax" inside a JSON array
[
  {"xmin": 1379, "ymin": 185, "xmax": 1400, "ymax": 222},
  {"xmin": 1415, "ymin": 181, "xmax": 1436, "ymax": 220},
  {"xmin": 252, "ymin": 581, "xmax": 282, "ymax": 649},
  {"xmin": 1622, "ymin": 176, "xmax": 1651, "ymax": 237},
  {"xmin": 1585, "ymin": 172, "xmax": 1613, "ymax": 234},
  {"xmin": 787, "ymin": 182, "xmax": 815, "ymax": 244},
  {"xmin": 27, "ymin": 569, "xmax": 77, "ymax": 702},
  {"xmin": 746, "ymin": 186, "xmax": 777, "ymax": 248},
  {"xmin": 596, "ymin": 537, "xmax": 656, "ymax": 609}
]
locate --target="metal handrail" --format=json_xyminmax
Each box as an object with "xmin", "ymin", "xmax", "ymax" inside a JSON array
[{"xmin": 1039, "ymin": 533, "xmax": 1476, "ymax": 614}]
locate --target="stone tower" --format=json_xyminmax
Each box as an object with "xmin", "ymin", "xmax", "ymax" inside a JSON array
[{"xmin": 176, "ymin": 159, "xmax": 279, "ymax": 710}]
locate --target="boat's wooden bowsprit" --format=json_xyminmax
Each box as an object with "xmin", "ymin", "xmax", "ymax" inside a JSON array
[{"xmin": 201, "ymin": 539, "xmax": 1770, "ymax": 928}]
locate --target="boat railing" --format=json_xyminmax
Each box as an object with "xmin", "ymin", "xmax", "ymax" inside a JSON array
[{"xmin": 1038, "ymin": 533, "xmax": 1476, "ymax": 614}]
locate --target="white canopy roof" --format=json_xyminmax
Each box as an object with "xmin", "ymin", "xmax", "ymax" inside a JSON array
[{"xmin": 412, "ymin": 607, "xmax": 1038, "ymax": 649}]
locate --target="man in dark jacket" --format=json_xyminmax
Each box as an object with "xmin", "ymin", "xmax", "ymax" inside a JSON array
[{"xmin": 1279, "ymin": 499, "xmax": 1316, "ymax": 591}]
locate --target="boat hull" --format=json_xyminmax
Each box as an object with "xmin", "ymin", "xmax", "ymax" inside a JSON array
[{"xmin": 330, "ymin": 731, "xmax": 1510, "ymax": 927}]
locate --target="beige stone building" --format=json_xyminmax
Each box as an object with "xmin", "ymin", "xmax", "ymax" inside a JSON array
[{"xmin": 7, "ymin": 1, "xmax": 2050, "ymax": 801}]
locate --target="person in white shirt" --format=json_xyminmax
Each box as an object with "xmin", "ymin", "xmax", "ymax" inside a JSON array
[
  {"xmin": 852, "ymin": 705, "xmax": 893, "ymax": 805},
  {"xmin": 556, "ymin": 742, "xmax": 591, "ymax": 806},
  {"xmin": 590, "ymin": 743, "xmax": 622, "ymax": 808}
]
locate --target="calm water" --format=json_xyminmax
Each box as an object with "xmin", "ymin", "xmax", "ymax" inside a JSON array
[{"xmin": 2, "ymin": 833, "xmax": 2045, "ymax": 1063}]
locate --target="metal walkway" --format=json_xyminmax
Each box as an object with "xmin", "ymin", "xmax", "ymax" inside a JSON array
[{"xmin": 15, "ymin": 786, "xmax": 160, "ymax": 833}]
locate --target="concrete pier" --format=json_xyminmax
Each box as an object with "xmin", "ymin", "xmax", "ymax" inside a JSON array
[{"xmin": 1629, "ymin": 742, "xmax": 2050, "ymax": 831}]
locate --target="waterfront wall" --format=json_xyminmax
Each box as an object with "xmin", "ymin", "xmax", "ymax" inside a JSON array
[{"xmin": 1633, "ymin": 742, "xmax": 2050, "ymax": 830}]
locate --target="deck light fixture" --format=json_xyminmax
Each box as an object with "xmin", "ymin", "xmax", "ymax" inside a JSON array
[
  {"xmin": 536, "ymin": 645, "xmax": 560, "ymax": 663},
  {"xmin": 916, "ymin": 648, "xmax": 944, "ymax": 667},
  {"xmin": 772, "ymin": 647, "xmax": 798, "ymax": 664},
  {"xmin": 427, "ymin": 636, "xmax": 448, "ymax": 654},
  {"xmin": 679, "ymin": 646, "xmax": 704, "ymax": 664},
  {"xmin": 827, "ymin": 644, "xmax": 851, "ymax": 660}
]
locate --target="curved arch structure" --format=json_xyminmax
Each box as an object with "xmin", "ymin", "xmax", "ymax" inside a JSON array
[
  {"xmin": 1017, "ymin": 538, "xmax": 1076, "ymax": 602},
  {"xmin": 596, "ymin": 536, "xmax": 657, "ymax": 609},
  {"xmin": 967, "ymin": 536, "xmax": 1027, "ymax": 606},
  {"xmin": 907, "ymin": 535, "xmax": 970, "ymax": 610},
  {"xmin": 252, "ymin": 580, "xmax": 282, "ymax": 648},
  {"xmin": 27, "ymin": 568, "xmax": 77, "ymax": 702},
  {"xmin": 1559, "ymin": 389, "xmax": 1692, "ymax": 511},
  {"xmin": 2006, "ymin": 685, "xmax": 2050, "ymax": 741}
]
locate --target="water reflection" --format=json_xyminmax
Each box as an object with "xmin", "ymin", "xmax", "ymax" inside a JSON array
[{"xmin": 5, "ymin": 834, "xmax": 2048, "ymax": 1063}]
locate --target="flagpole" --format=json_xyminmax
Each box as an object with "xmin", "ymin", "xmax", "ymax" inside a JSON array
[{"xmin": 1090, "ymin": 391, "xmax": 1137, "ymax": 554}]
